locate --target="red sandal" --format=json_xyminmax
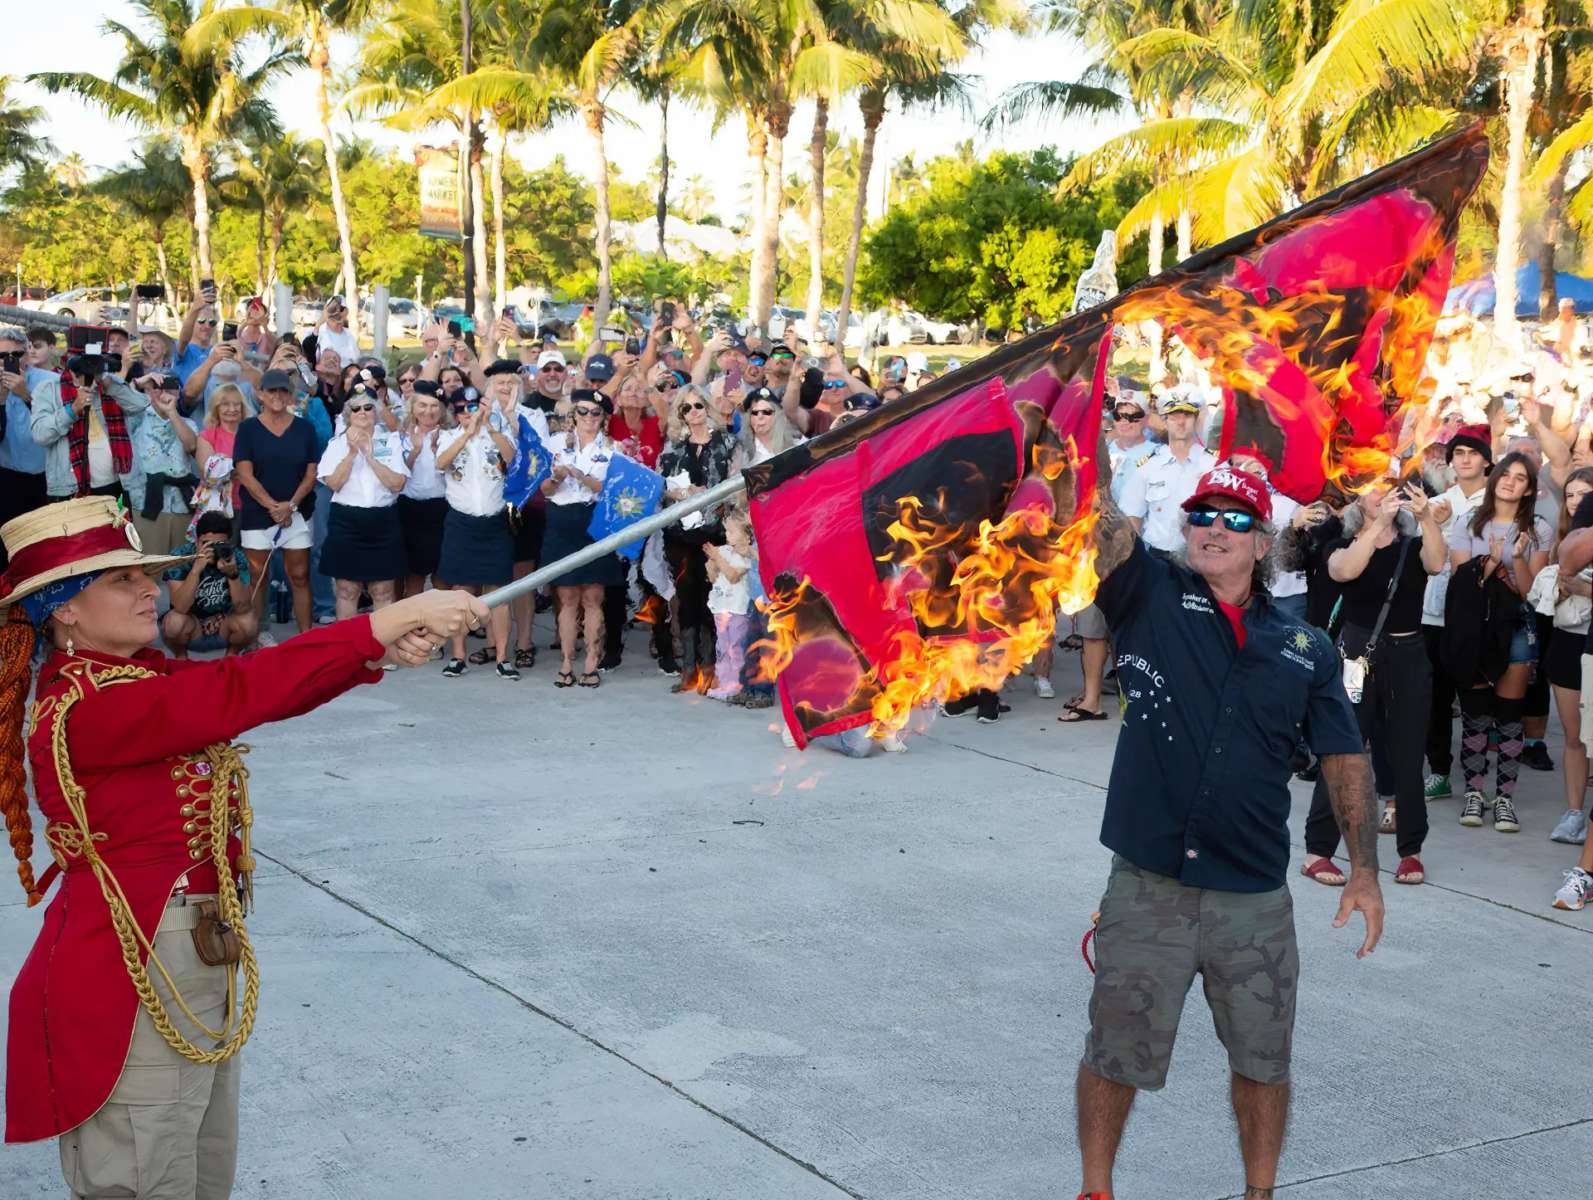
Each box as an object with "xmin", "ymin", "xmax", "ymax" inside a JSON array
[
  {"xmin": 1300, "ymin": 856, "xmax": 1346, "ymax": 886},
  {"xmin": 1395, "ymin": 855, "xmax": 1425, "ymax": 884}
]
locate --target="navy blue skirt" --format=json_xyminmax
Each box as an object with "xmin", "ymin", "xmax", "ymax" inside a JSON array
[
  {"xmin": 438, "ymin": 507, "xmax": 513, "ymax": 587},
  {"xmin": 541, "ymin": 501, "xmax": 626, "ymax": 587},
  {"xmin": 319, "ymin": 503, "xmax": 405, "ymax": 583},
  {"xmin": 398, "ymin": 495, "xmax": 448, "ymax": 577}
]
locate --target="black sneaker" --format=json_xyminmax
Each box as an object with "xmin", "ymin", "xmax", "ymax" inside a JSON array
[
  {"xmin": 598, "ymin": 652, "xmax": 622, "ymax": 672},
  {"xmin": 441, "ymin": 658, "xmax": 466, "ymax": 678},
  {"xmin": 940, "ymin": 695, "xmax": 977, "ymax": 718},
  {"xmin": 977, "ymin": 693, "xmax": 1002, "ymax": 724},
  {"xmin": 1522, "ymin": 742, "xmax": 1554, "ymax": 772},
  {"xmin": 658, "ymin": 657, "xmax": 681, "ymax": 677},
  {"xmin": 468, "ymin": 626, "xmax": 487, "ymax": 640},
  {"xmin": 495, "ymin": 661, "xmax": 521, "ymax": 681}
]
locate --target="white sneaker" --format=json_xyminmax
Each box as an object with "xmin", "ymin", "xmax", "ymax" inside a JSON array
[
  {"xmin": 1553, "ymin": 867, "xmax": 1592, "ymax": 911},
  {"xmin": 1549, "ymin": 808, "xmax": 1588, "ymax": 844},
  {"xmin": 780, "ymin": 725, "xmax": 797, "ymax": 749},
  {"xmin": 255, "ymin": 631, "xmax": 277, "ymax": 648},
  {"xmin": 1034, "ymin": 676, "xmax": 1056, "ymax": 699}
]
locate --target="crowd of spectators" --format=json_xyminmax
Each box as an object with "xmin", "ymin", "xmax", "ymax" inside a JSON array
[{"xmin": 5, "ymin": 291, "xmax": 1592, "ymax": 913}]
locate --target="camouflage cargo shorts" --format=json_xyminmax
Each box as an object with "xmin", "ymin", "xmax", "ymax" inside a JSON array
[{"xmin": 1081, "ymin": 855, "xmax": 1298, "ymax": 1090}]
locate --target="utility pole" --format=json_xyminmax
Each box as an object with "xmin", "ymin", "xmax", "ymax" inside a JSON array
[{"xmin": 459, "ymin": 0, "xmax": 477, "ymax": 344}]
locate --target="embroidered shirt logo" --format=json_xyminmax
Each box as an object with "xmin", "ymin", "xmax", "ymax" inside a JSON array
[
  {"xmin": 1204, "ymin": 467, "xmax": 1260, "ymax": 504},
  {"xmin": 1181, "ymin": 593, "xmax": 1214, "ymax": 613}
]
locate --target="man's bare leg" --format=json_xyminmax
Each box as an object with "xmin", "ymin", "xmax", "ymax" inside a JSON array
[
  {"xmin": 1076, "ymin": 1063, "xmax": 1136, "ymax": 1196},
  {"xmin": 1231, "ymin": 1073, "xmax": 1289, "ymax": 1198}
]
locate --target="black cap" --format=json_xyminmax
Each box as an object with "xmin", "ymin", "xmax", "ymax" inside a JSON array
[
  {"xmin": 358, "ymin": 360, "xmax": 387, "ymax": 381},
  {"xmin": 585, "ymin": 353, "xmax": 615, "ymax": 383},
  {"xmin": 742, "ymin": 386, "xmax": 780, "ymax": 411},
  {"xmin": 258, "ymin": 368, "xmax": 294, "ymax": 392},
  {"xmin": 843, "ymin": 392, "xmax": 882, "ymax": 413},
  {"xmin": 570, "ymin": 386, "xmax": 613, "ymax": 414},
  {"xmin": 411, "ymin": 379, "xmax": 440, "ymax": 398},
  {"xmin": 483, "ymin": 358, "xmax": 521, "ymax": 378}
]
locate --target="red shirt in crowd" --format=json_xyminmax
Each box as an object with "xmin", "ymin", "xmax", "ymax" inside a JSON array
[{"xmin": 609, "ymin": 411, "xmax": 663, "ymax": 469}]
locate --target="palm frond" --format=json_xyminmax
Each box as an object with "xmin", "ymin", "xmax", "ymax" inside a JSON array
[
  {"xmin": 1275, "ymin": 0, "xmax": 1479, "ymax": 132},
  {"xmin": 181, "ymin": 5, "xmax": 292, "ymax": 58},
  {"xmin": 1059, "ymin": 115, "xmax": 1254, "ymax": 191},
  {"xmin": 979, "ymin": 79, "xmax": 1126, "ymax": 132},
  {"xmin": 1530, "ymin": 106, "xmax": 1593, "ymax": 189},
  {"xmin": 27, "ymin": 71, "xmax": 159, "ymax": 126},
  {"xmin": 1116, "ymin": 145, "xmax": 1284, "ymax": 249},
  {"xmin": 790, "ymin": 43, "xmax": 876, "ymax": 101}
]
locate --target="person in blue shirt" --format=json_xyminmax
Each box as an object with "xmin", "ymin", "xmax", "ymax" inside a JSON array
[
  {"xmin": 1072, "ymin": 455, "xmax": 1382, "ymax": 1200},
  {"xmin": 172, "ymin": 295, "xmax": 221, "ymax": 390},
  {"xmin": 0, "ymin": 327, "xmax": 53, "ymax": 556}
]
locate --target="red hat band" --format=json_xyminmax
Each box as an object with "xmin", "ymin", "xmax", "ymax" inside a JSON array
[{"xmin": 0, "ymin": 523, "xmax": 141, "ymax": 600}]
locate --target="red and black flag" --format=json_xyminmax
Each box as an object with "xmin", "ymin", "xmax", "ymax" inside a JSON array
[{"xmin": 743, "ymin": 124, "xmax": 1489, "ymax": 746}]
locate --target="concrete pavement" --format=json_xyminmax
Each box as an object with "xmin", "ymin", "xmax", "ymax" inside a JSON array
[{"xmin": 1, "ymin": 624, "xmax": 1588, "ymax": 1198}]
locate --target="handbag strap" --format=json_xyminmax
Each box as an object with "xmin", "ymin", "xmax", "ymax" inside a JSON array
[{"xmin": 1365, "ymin": 535, "xmax": 1412, "ymax": 657}]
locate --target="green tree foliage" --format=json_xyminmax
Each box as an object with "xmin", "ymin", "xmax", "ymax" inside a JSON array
[{"xmin": 858, "ymin": 148, "xmax": 1150, "ymax": 328}]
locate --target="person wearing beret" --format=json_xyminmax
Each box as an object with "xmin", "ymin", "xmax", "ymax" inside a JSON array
[{"xmin": 0, "ymin": 495, "xmax": 486, "ymax": 1195}]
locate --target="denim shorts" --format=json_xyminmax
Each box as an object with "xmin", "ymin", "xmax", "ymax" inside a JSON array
[{"xmin": 1508, "ymin": 610, "xmax": 1538, "ymax": 665}]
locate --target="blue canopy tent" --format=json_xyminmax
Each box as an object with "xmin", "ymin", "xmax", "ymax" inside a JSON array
[{"xmin": 1445, "ymin": 262, "xmax": 1593, "ymax": 317}]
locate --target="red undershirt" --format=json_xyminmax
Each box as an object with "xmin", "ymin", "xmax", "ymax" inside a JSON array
[{"xmin": 1217, "ymin": 598, "xmax": 1248, "ymax": 650}]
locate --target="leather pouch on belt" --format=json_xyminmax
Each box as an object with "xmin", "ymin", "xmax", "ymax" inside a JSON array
[{"xmin": 191, "ymin": 900, "xmax": 242, "ymax": 966}]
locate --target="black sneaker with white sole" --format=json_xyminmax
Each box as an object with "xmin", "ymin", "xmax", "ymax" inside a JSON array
[
  {"xmin": 495, "ymin": 661, "xmax": 521, "ymax": 681},
  {"xmin": 441, "ymin": 658, "xmax": 466, "ymax": 678}
]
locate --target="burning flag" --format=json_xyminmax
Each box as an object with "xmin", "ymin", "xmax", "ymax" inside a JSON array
[{"xmin": 743, "ymin": 124, "xmax": 1488, "ymax": 746}]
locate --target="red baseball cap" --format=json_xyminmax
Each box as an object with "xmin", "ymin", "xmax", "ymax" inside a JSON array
[{"xmin": 1181, "ymin": 466, "xmax": 1273, "ymax": 523}]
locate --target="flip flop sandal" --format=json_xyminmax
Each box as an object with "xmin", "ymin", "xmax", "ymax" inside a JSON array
[
  {"xmin": 1379, "ymin": 806, "xmax": 1396, "ymax": 834},
  {"xmin": 554, "ymin": 670, "xmax": 575, "ymax": 688},
  {"xmin": 578, "ymin": 671, "xmax": 601, "ymax": 688},
  {"xmin": 1057, "ymin": 704, "xmax": 1107, "ymax": 723},
  {"xmin": 1300, "ymin": 857, "xmax": 1347, "ymax": 887},
  {"xmin": 514, "ymin": 647, "xmax": 536, "ymax": 669}
]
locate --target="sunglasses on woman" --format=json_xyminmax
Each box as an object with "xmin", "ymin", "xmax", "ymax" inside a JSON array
[
  {"xmin": 345, "ymin": 402, "xmax": 376, "ymax": 413},
  {"xmin": 573, "ymin": 405, "xmax": 603, "ymax": 417},
  {"xmin": 679, "ymin": 400, "xmax": 706, "ymax": 413},
  {"xmin": 748, "ymin": 407, "xmax": 778, "ymax": 417},
  {"xmin": 1187, "ymin": 507, "xmax": 1257, "ymax": 532},
  {"xmin": 1114, "ymin": 409, "xmax": 1145, "ymax": 422}
]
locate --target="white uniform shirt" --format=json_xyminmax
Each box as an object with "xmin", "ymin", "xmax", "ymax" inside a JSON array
[
  {"xmin": 317, "ymin": 428, "xmax": 409, "ymax": 508},
  {"xmin": 401, "ymin": 428, "xmax": 448, "ymax": 501},
  {"xmin": 437, "ymin": 418, "xmax": 514, "ymax": 516},
  {"xmin": 748, "ymin": 433, "xmax": 806, "ymax": 467},
  {"xmin": 1422, "ymin": 480, "xmax": 1488, "ymax": 626},
  {"xmin": 314, "ymin": 323, "xmax": 360, "ymax": 368},
  {"xmin": 1119, "ymin": 444, "xmax": 1217, "ymax": 551},
  {"xmin": 546, "ymin": 433, "xmax": 614, "ymax": 506},
  {"xmin": 1108, "ymin": 437, "xmax": 1158, "ymax": 504}
]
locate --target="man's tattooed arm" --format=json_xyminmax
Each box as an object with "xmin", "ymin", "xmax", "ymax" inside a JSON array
[
  {"xmin": 1319, "ymin": 751, "xmax": 1386, "ymax": 958},
  {"xmin": 1319, "ymin": 752, "xmax": 1378, "ymax": 874}
]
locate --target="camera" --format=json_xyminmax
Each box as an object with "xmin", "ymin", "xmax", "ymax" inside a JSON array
[
  {"xmin": 210, "ymin": 541, "xmax": 235, "ymax": 560},
  {"xmin": 625, "ymin": 337, "xmax": 641, "ymax": 356},
  {"xmin": 135, "ymin": 283, "xmax": 163, "ymax": 300},
  {"xmin": 659, "ymin": 301, "xmax": 675, "ymax": 326},
  {"xmin": 0, "ymin": 351, "xmax": 21, "ymax": 375},
  {"xmin": 222, "ymin": 322, "xmax": 238, "ymax": 341}
]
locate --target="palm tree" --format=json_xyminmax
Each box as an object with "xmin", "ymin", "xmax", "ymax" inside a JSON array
[
  {"xmin": 680, "ymin": 173, "xmax": 712, "ymax": 221},
  {"xmin": 221, "ymin": 131, "xmax": 318, "ymax": 293},
  {"xmin": 31, "ymin": 0, "xmax": 295, "ymax": 287},
  {"xmin": 187, "ymin": 0, "xmax": 382, "ymax": 338},
  {"xmin": 0, "ymin": 77, "xmax": 53, "ymax": 177},
  {"xmin": 53, "ymin": 153, "xmax": 92, "ymax": 191},
  {"xmin": 527, "ymin": 0, "xmax": 644, "ymax": 333},
  {"xmin": 95, "ymin": 139, "xmax": 190, "ymax": 300}
]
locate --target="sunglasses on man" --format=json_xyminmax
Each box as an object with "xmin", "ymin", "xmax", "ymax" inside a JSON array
[
  {"xmin": 1187, "ymin": 507, "xmax": 1258, "ymax": 532},
  {"xmin": 1114, "ymin": 409, "xmax": 1146, "ymax": 422}
]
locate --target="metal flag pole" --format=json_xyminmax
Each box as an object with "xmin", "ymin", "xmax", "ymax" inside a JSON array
[{"xmin": 479, "ymin": 476, "xmax": 748, "ymax": 610}]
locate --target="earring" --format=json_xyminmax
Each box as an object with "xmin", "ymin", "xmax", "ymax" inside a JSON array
[{"xmin": 65, "ymin": 634, "xmax": 74, "ymax": 657}]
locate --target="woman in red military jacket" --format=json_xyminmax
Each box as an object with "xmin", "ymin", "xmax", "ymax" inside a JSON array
[{"xmin": 0, "ymin": 496, "xmax": 486, "ymax": 1197}]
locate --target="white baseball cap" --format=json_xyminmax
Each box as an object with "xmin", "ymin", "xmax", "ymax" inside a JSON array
[
  {"xmin": 536, "ymin": 348, "xmax": 567, "ymax": 369},
  {"xmin": 906, "ymin": 351, "xmax": 930, "ymax": 373}
]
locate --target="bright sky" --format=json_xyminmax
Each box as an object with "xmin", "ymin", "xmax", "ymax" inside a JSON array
[{"xmin": 5, "ymin": 2, "xmax": 1124, "ymax": 225}]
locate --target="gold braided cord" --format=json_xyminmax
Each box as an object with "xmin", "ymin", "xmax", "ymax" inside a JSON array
[{"xmin": 47, "ymin": 662, "xmax": 259, "ymax": 1065}]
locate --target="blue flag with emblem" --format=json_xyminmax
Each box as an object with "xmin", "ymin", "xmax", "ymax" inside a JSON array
[
  {"xmin": 587, "ymin": 451, "xmax": 665, "ymax": 560},
  {"xmin": 502, "ymin": 413, "xmax": 551, "ymax": 509}
]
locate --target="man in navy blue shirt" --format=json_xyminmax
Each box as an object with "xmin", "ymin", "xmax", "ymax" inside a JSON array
[{"xmin": 1074, "ymin": 459, "xmax": 1382, "ymax": 1200}]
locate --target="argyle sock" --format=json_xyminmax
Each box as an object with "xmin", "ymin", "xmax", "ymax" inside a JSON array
[
  {"xmin": 1496, "ymin": 719, "xmax": 1525, "ymax": 799},
  {"xmin": 1460, "ymin": 714, "xmax": 1492, "ymax": 794}
]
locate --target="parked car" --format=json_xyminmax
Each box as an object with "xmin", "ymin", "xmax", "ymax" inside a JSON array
[
  {"xmin": 291, "ymin": 297, "xmax": 324, "ymax": 331},
  {"xmin": 2, "ymin": 287, "xmax": 48, "ymax": 309},
  {"xmin": 37, "ymin": 287, "xmax": 124, "ymax": 323},
  {"xmin": 432, "ymin": 300, "xmax": 475, "ymax": 335},
  {"xmin": 795, "ymin": 309, "xmax": 865, "ymax": 350},
  {"xmin": 913, "ymin": 310, "xmax": 974, "ymax": 345},
  {"xmin": 360, "ymin": 295, "xmax": 428, "ymax": 340}
]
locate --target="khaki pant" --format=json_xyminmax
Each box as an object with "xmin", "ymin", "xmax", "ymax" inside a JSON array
[
  {"xmin": 132, "ymin": 511, "xmax": 193, "ymax": 558},
  {"xmin": 59, "ymin": 897, "xmax": 240, "ymax": 1199}
]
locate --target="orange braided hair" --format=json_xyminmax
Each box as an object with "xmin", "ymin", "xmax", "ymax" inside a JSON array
[{"xmin": 0, "ymin": 607, "xmax": 39, "ymax": 904}]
